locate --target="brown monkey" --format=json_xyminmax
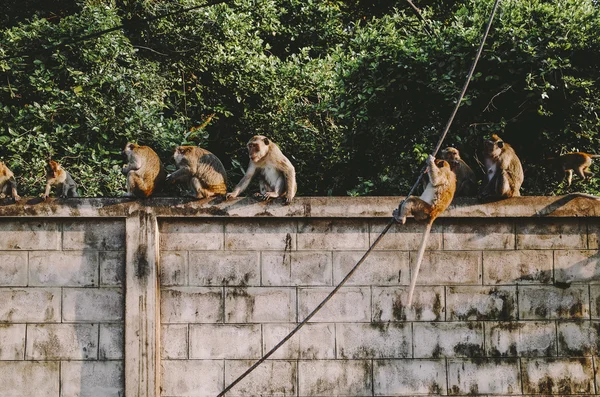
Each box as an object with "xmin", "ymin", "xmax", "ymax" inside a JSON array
[
  {"xmin": 440, "ymin": 147, "xmax": 477, "ymax": 196},
  {"xmin": 550, "ymin": 152, "xmax": 600, "ymax": 186},
  {"xmin": 227, "ymin": 135, "xmax": 297, "ymax": 204},
  {"xmin": 43, "ymin": 160, "xmax": 78, "ymax": 199},
  {"xmin": 122, "ymin": 143, "xmax": 166, "ymax": 198},
  {"xmin": 166, "ymin": 146, "xmax": 227, "ymax": 198},
  {"xmin": 393, "ymin": 155, "xmax": 456, "ymax": 306},
  {"xmin": 0, "ymin": 161, "xmax": 20, "ymax": 202},
  {"xmin": 480, "ymin": 134, "xmax": 524, "ymax": 199}
]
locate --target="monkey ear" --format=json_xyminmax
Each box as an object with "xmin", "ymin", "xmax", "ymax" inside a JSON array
[
  {"xmin": 497, "ymin": 141, "xmax": 504, "ymax": 149},
  {"xmin": 263, "ymin": 137, "xmax": 270, "ymax": 145}
]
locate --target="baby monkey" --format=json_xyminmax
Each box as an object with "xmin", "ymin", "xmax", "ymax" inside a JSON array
[
  {"xmin": 43, "ymin": 160, "xmax": 78, "ymax": 199},
  {"xmin": 0, "ymin": 161, "xmax": 20, "ymax": 202},
  {"xmin": 166, "ymin": 146, "xmax": 227, "ymax": 198},
  {"xmin": 550, "ymin": 152, "xmax": 600, "ymax": 186}
]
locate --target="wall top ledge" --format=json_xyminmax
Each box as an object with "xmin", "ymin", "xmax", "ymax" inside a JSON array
[{"xmin": 0, "ymin": 195, "xmax": 598, "ymax": 218}]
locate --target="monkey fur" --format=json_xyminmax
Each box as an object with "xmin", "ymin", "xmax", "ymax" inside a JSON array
[
  {"xmin": 440, "ymin": 147, "xmax": 478, "ymax": 197},
  {"xmin": 166, "ymin": 146, "xmax": 227, "ymax": 198},
  {"xmin": 0, "ymin": 161, "xmax": 20, "ymax": 202},
  {"xmin": 43, "ymin": 160, "xmax": 78, "ymax": 199},
  {"xmin": 122, "ymin": 142, "xmax": 166, "ymax": 198},
  {"xmin": 227, "ymin": 135, "xmax": 297, "ymax": 204},
  {"xmin": 480, "ymin": 134, "xmax": 524, "ymax": 199},
  {"xmin": 549, "ymin": 152, "xmax": 600, "ymax": 186}
]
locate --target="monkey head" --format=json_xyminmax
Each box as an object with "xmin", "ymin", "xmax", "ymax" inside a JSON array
[
  {"xmin": 46, "ymin": 160, "xmax": 61, "ymax": 179},
  {"xmin": 483, "ymin": 134, "xmax": 505, "ymax": 159},
  {"xmin": 122, "ymin": 142, "xmax": 139, "ymax": 158},
  {"xmin": 173, "ymin": 146, "xmax": 193, "ymax": 166},
  {"xmin": 440, "ymin": 147, "xmax": 461, "ymax": 163},
  {"xmin": 247, "ymin": 135, "xmax": 270, "ymax": 163}
]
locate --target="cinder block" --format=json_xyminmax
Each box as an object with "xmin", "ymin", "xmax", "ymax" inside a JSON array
[
  {"xmin": 160, "ymin": 251, "xmax": 187, "ymax": 286},
  {"xmin": 517, "ymin": 219, "xmax": 587, "ymax": 249},
  {"xmin": 160, "ymin": 220, "xmax": 224, "ymax": 250},
  {"xmin": 224, "ymin": 360, "xmax": 296, "ymax": 396},
  {"xmin": 161, "ymin": 324, "xmax": 188, "ymax": 359},
  {"xmin": 29, "ymin": 251, "xmax": 98, "ymax": 287},
  {"xmin": 337, "ymin": 323, "xmax": 411, "ymax": 359},
  {"xmin": 62, "ymin": 288, "xmax": 123, "ymax": 322},
  {"xmin": 0, "ymin": 361, "xmax": 59, "ymax": 397},
  {"xmin": 189, "ymin": 324, "xmax": 260, "ymax": 359},
  {"xmin": 588, "ymin": 222, "xmax": 600, "ymax": 249},
  {"xmin": 0, "ymin": 324, "xmax": 25, "ymax": 360},
  {"xmin": 522, "ymin": 358, "xmax": 594, "ymax": 394},
  {"xmin": 443, "ymin": 220, "xmax": 515, "ymax": 250},
  {"xmin": 161, "ymin": 287, "xmax": 223, "ymax": 323},
  {"xmin": 333, "ymin": 251, "xmax": 410, "ymax": 286},
  {"xmin": 161, "ymin": 360, "xmax": 223, "ymax": 397},
  {"xmin": 447, "ymin": 286, "xmax": 517, "ymax": 321},
  {"xmin": 413, "ymin": 322, "xmax": 483, "ymax": 358},
  {"xmin": 485, "ymin": 321, "xmax": 557, "ymax": 357},
  {"xmin": 61, "ymin": 361, "xmax": 123, "ymax": 397},
  {"xmin": 225, "ymin": 219, "xmax": 296, "ymax": 250},
  {"xmin": 262, "ymin": 323, "xmax": 335, "ymax": 359},
  {"xmin": 447, "ymin": 358, "xmax": 521, "ymax": 395},
  {"xmin": 374, "ymin": 359, "xmax": 447, "ymax": 396},
  {"xmin": 483, "ymin": 250, "xmax": 552, "ymax": 285},
  {"xmin": 26, "ymin": 323, "xmax": 98, "ymax": 360},
  {"xmin": 557, "ymin": 321, "xmax": 600, "ymax": 356},
  {"xmin": 372, "ymin": 286, "xmax": 444, "ymax": 322},
  {"xmin": 0, "ymin": 220, "xmax": 59, "ymax": 250},
  {"xmin": 189, "ymin": 251, "xmax": 260, "ymax": 286},
  {"xmin": 99, "ymin": 251, "xmax": 124, "ymax": 286},
  {"xmin": 519, "ymin": 285, "xmax": 588, "ymax": 320},
  {"xmin": 0, "ymin": 288, "xmax": 61, "ymax": 322},
  {"xmin": 225, "ymin": 287, "xmax": 296, "ymax": 323},
  {"xmin": 262, "ymin": 251, "xmax": 331, "ymax": 286},
  {"xmin": 297, "ymin": 219, "xmax": 368, "ymax": 250},
  {"xmin": 555, "ymin": 250, "xmax": 600, "ymax": 284},
  {"xmin": 298, "ymin": 360, "xmax": 372, "ymax": 396},
  {"xmin": 409, "ymin": 251, "xmax": 481, "ymax": 285},
  {"xmin": 298, "ymin": 287, "xmax": 370, "ymax": 322},
  {"xmin": 99, "ymin": 324, "xmax": 123, "ymax": 360},
  {"xmin": 591, "ymin": 285, "xmax": 600, "ymax": 319},
  {"xmin": 62, "ymin": 220, "xmax": 125, "ymax": 250},
  {"xmin": 0, "ymin": 252, "xmax": 27, "ymax": 286},
  {"xmin": 371, "ymin": 220, "xmax": 442, "ymax": 251}
]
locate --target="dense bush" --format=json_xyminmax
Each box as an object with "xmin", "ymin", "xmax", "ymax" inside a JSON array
[{"xmin": 1, "ymin": 0, "xmax": 600, "ymax": 197}]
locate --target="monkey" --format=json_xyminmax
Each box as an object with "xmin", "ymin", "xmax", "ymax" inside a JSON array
[
  {"xmin": 226, "ymin": 135, "xmax": 297, "ymax": 204},
  {"xmin": 479, "ymin": 134, "xmax": 524, "ymax": 199},
  {"xmin": 439, "ymin": 147, "xmax": 478, "ymax": 197},
  {"xmin": 393, "ymin": 155, "xmax": 456, "ymax": 306},
  {"xmin": 43, "ymin": 160, "xmax": 78, "ymax": 199},
  {"xmin": 549, "ymin": 152, "xmax": 600, "ymax": 186},
  {"xmin": 121, "ymin": 142, "xmax": 166, "ymax": 198},
  {"xmin": 165, "ymin": 146, "xmax": 227, "ymax": 198},
  {"xmin": 0, "ymin": 161, "xmax": 20, "ymax": 202}
]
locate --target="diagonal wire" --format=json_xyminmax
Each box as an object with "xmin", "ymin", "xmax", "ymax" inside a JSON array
[{"xmin": 216, "ymin": 1, "xmax": 502, "ymax": 395}]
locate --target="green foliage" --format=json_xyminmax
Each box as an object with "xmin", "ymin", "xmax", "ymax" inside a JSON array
[{"xmin": 1, "ymin": 0, "xmax": 600, "ymax": 197}]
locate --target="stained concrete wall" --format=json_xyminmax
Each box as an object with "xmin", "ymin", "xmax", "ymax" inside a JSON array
[{"xmin": 1, "ymin": 196, "xmax": 600, "ymax": 397}]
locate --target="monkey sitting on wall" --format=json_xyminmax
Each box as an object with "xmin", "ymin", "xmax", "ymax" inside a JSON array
[
  {"xmin": 549, "ymin": 152, "xmax": 600, "ymax": 186},
  {"xmin": 0, "ymin": 161, "xmax": 20, "ymax": 202},
  {"xmin": 439, "ymin": 147, "xmax": 477, "ymax": 197},
  {"xmin": 122, "ymin": 142, "xmax": 166, "ymax": 198},
  {"xmin": 479, "ymin": 134, "xmax": 524, "ymax": 199},
  {"xmin": 166, "ymin": 146, "xmax": 227, "ymax": 199},
  {"xmin": 227, "ymin": 135, "xmax": 297, "ymax": 204},
  {"xmin": 43, "ymin": 160, "xmax": 78, "ymax": 199},
  {"xmin": 393, "ymin": 155, "xmax": 456, "ymax": 306}
]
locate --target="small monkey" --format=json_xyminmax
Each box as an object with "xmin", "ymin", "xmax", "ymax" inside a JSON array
[
  {"xmin": 480, "ymin": 134, "xmax": 523, "ymax": 199},
  {"xmin": 550, "ymin": 152, "xmax": 600, "ymax": 186},
  {"xmin": 393, "ymin": 155, "xmax": 456, "ymax": 306},
  {"xmin": 439, "ymin": 147, "xmax": 477, "ymax": 197},
  {"xmin": 166, "ymin": 146, "xmax": 227, "ymax": 198},
  {"xmin": 122, "ymin": 142, "xmax": 166, "ymax": 198},
  {"xmin": 43, "ymin": 160, "xmax": 78, "ymax": 199},
  {"xmin": 0, "ymin": 161, "xmax": 20, "ymax": 202},
  {"xmin": 227, "ymin": 135, "xmax": 297, "ymax": 204}
]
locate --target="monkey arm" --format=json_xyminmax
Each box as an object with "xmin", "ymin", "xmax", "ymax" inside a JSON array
[
  {"xmin": 43, "ymin": 182, "xmax": 52, "ymax": 199},
  {"xmin": 282, "ymin": 161, "xmax": 297, "ymax": 202},
  {"xmin": 122, "ymin": 158, "xmax": 142, "ymax": 174},
  {"xmin": 166, "ymin": 167, "xmax": 191, "ymax": 183},
  {"xmin": 227, "ymin": 163, "xmax": 256, "ymax": 198}
]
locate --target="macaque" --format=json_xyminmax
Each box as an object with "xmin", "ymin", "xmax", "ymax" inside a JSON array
[
  {"xmin": 0, "ymin": 161, "xmax": 20, "ymax": 202},
  {"xmin": 440, "ymin": 147, "xmax": 477, "ymax": 196},
  {"xmin": 166, "ymin": 146, "xmax": 227, "ymax": 198},
  {"xmin": 393, "ymin": 155, "xmax": 456, "ymax": 306},
  {"xmin": 122, "ymin": 142, "xmax": 166, "ymax": 198},
  {"xmin": 551, "ymin": 152, "xmax": 600, "ymax": 186},
  {"xmin": 227, "ymin": 135, "xmax": 297, "ymax": 204},
  {"xmin": 43, "ymin": 160, "xmax": 78, "ymax": 199},
  {"xmin": 480, "ymin": 134, "xmax": 523, "ymax": 199}
]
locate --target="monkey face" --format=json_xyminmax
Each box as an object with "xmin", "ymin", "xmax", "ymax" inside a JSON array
[
  {"xmin": 173, "ymin": 146, "xmax": 192, "ymax": 166},
  {"xmin": 247, "ymin": 136, "xmax": 270, "ymax": 162},
  {"xmin": 434, "ymin": 159, "xmax": 450, "ymax": 169},
  {"xmin": 46, "ymin": 161, "xmax": 60, "ymax": 178},
  {"xmin": 122, "ymin": 142, "xmax": 137, "ymax": 158},
  {"xmin": 441, "ymin": 147, "xmax": 461, "ymax": 162},
  {"xmin": 483, "ymin": 135, "xmax": 504, "ymax": 158}
]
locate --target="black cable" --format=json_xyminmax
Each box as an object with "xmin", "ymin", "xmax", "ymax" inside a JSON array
[{"xmin": 0, "ymin": 0, "xmax": 232, "ymax": 62}]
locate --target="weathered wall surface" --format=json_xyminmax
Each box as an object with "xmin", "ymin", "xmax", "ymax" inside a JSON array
[{"xmin": 1, "ymin": 196, "xmax": 600, "ymax": 397}]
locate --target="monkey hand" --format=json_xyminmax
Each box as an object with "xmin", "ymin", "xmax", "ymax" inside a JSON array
[
  {"xmin": 426, "ymin": 155, "xmax": 436, "ymax": 166},
  {"xmin": 392, "ymin": 207, "xmax": 407, "ymax": 224},
  {"xmin": 13, "ymin": 194, "xmax": 21, "ymax": 202},
  {"xmin": 226, "ymin": 191, "xmax": 239, "ymax": 200},
  {"xmin": 284, "ymin": 196, "xmax": 293, "ymax": 205}
]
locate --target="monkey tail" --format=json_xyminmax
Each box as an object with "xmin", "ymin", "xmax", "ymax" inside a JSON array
[
  {"xmin": 407, "ymin": 221, "xmax": 433, "ymax": 307},
  {"xmin": 567, "ymin": 192, "xmax": 600, "ymax": 200},
  {"xmin": 589, "ymin": 155, "xmax": 600, "ymax": 159}
]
